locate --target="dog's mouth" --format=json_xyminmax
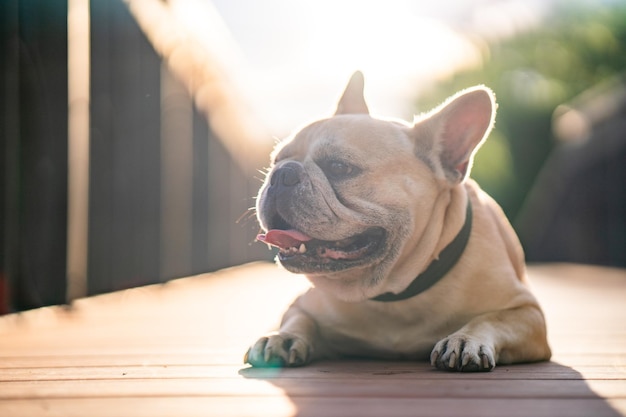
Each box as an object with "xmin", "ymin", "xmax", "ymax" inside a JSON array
[{"xmin": 257, "ymin": 221, "xmax": 386, "ymax": 273}]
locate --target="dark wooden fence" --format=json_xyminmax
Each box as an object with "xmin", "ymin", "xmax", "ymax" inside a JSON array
[{"xmin": 1, "ymin": 0, "xmax": 273, "ymax": 313}]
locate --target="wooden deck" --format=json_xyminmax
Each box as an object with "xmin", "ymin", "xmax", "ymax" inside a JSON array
[{"xmin": 1, "ymin": 262, "xmax": 625, "ymax": 417}]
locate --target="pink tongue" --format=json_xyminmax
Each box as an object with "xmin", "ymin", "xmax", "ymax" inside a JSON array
[{"xmin": 257, "ymin": 229, "xmax": 313, "ymax": 250}]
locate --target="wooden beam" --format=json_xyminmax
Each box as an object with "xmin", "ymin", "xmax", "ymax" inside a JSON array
[{"xmin": 66, "ymin": 0, "xmax": 91, "ymax": 302}]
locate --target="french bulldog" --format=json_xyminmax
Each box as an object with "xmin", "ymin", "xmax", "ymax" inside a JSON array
[{"xmin": 244, "ymin": 72, "xmax": 551, "ymax": 371}]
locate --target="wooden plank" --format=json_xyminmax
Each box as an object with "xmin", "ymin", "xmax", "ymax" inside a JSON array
[
  {"xmin": 67, "ymin": 0, "xmax": 91, "ymax": 302},
  {"xmin": 89, "ymin": 0, "xmax": 162, "ymax": 294},
  {"xmin": 1, "ymin": 397, "xmax": 296, "ymax": 417},
  {"xmin": 1, "ymin": 362, "xmax": 624, "ymax": 381},
  {"xmin": 2, "ymin": 0, "xmax": 69, "ymax": 311},
  {"xmin": 0, "ymin": 349, "xmax": 622, "ymax": 368},
  {"xmin": 0, "ymin": 0, "xmax": 22, "ymax": 314},
  {"xmin": 159, "ymin": 65, "xmax": 194, "ymax": 280},
  {"xmin": 0, "ymin": 376, "xmax": 625, "ymax": 400},
  {"xmin": 0, "ymin": 397, "xmax": 623, "ymax": 417}
]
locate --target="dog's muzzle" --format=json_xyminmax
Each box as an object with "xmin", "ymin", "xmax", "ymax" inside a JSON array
[{"xmin": 258, "ymin": 161, "xmax": 387, "ymax": 273}]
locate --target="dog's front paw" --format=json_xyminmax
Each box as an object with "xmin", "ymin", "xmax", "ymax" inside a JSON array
[
  {"xmin": 244, "ymin": 333, "xmax": 312, "ymax": 368},
  {"xmin": 430, "ymin": 335, "xmax": 496, "ymax": 372}
]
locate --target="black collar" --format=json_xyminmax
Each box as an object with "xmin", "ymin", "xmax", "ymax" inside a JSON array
[{"xmin": 370, "ymin": 200, "xmax": 473, "ymax": 302}]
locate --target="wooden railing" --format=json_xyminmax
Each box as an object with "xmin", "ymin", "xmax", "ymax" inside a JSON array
[{"xmin": 0, "ymin": 0, "xmax": 273, "ymax": 312}]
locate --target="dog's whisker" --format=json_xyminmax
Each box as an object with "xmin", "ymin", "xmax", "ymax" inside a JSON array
[{"xmin": 236, "ymin": 207, "xmax": 257, "ymax": 225}]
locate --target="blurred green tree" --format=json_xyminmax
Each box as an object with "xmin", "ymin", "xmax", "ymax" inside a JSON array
[{"xmin": 415, "ymin": 1, "xmax": 626, "ymax": 221}]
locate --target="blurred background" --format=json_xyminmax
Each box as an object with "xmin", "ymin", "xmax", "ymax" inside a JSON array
[{"xmin": 1, "ymin": 0, "xmax": 625, "ymax": 313}]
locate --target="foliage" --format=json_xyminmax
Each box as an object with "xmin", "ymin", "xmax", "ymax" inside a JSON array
[{"xmin": 416, "ymin": 1, "xmax": 626, "ymax": 220}]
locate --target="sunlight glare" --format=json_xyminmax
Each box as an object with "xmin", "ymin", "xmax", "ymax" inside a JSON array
[
  {"xmin": 302, "ymin": 1, "xmax": 481, "ymax": 81},
  {"xmin": 228, "ymin": 0, "xmax": 484, "ymax": 133}
]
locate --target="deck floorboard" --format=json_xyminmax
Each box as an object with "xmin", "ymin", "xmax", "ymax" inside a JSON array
[{"xmin": 1, "ymin": 262, "xmax": 625, "ymax": 417}]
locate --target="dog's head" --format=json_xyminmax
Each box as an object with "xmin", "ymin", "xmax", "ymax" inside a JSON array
[{"xmin": 256, "ymin": 72, "xmax": 495, "ymax": 301}]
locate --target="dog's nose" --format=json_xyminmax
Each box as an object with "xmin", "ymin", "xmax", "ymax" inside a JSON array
[{"xmin": 270, "ymin": 162, "xmax": 303, "ymax": 187}]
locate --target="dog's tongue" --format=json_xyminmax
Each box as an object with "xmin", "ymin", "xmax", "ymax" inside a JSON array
[{"xmin": 257, "ymin": 229, "xmax": 312, "ymax": 250}]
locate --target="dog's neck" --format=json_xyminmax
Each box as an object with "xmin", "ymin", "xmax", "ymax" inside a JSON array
[{"xmin": 370, "ymin": 199, "xmax": 472, "ymax": 302}]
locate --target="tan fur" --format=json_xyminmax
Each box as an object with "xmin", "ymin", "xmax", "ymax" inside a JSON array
[{"xmin": 245, "ymin": 72, "xmax": 551, "ymax": 371}]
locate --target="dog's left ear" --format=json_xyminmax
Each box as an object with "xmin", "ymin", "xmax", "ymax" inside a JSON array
[
  {"xmin": 335, "ymin": 71, "xmax": 370, "ymax": 115},
  {"xmin": 415, "ymin": 86, "xmax": 496, "ymax": 184}
]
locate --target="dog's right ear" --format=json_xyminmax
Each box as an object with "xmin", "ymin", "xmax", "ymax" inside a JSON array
[
  {"xmin": 335, "ymin": 71, "xmax": 370, "ymax": 115},
  {"xmin": 414, "ymin": 86, "xmax": 496, "ymax": 184}
]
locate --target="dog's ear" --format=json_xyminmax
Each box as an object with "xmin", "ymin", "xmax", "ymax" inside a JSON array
[
  {"xmin": 415, "ymin": 86, "xmax": 496, "ymax": 183},
  {"xmin": 335, "ymin": 71, "xmax": 369, "ymax": 115}
]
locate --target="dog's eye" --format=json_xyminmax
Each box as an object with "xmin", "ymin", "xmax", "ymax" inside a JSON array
[
  {"xmin": 329, "ymin": 161, "xmax": 352, "ymax": 176},
  {"xmin": 322, "ymin": 160, "xmax": 359, "ymax": 180}
]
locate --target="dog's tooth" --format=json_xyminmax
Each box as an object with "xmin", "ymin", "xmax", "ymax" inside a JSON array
[{"xmin": 298, "ymin": 243, "xmax": 306, "ymax": 254}]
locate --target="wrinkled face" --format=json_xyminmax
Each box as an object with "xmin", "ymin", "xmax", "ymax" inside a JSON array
[
  {"xmin": 256, "ymin": 115, "xmax": 440, "ymax": 286},
  {"xmin": 255, "ymin": 75, "xmax": 495, "ymax": 301}
]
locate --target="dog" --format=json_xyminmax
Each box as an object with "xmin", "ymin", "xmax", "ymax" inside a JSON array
[{"xmin": 244, "ymin": 72, "xmax": 551, "ymax": 371}]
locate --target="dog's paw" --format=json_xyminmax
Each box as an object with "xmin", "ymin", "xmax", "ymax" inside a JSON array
[
  {"xmin": 430, "ymin": 334, "xmax": 496, "ymax": 372},
  {"xmin": 244, "ymin": 333, "xmax": 312, "ymax": 368}
]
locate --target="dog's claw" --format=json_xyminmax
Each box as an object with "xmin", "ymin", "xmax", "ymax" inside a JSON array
[
  {"xmin": 448, "ymin": 351, "xmax": 457, "ymax": 369},
  {"xmin": 431, "ymin": 334, "xmax": 496, "ymax": 372},
  {"xmin": 482, "ymin": 354, "xmax": 489, "ymax": 369},
  {"xmin": 430, "ymin": 350, "xmax": 439, "ymax": 366},
  {"xmin": 288, "ymin": 348, "xmax": 297, "ymax": 365},
  {"xmin": 461, "ymin": 352, "xmax": 470, "ymax": 367},
  {"xmin": 245, "ymin": 333, "xmax": 311, "ymax": 368}
]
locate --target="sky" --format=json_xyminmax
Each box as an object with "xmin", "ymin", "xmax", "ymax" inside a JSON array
[{"xmin": 184, "ymin": 0, "xmax": 555, "ymax": 136}]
